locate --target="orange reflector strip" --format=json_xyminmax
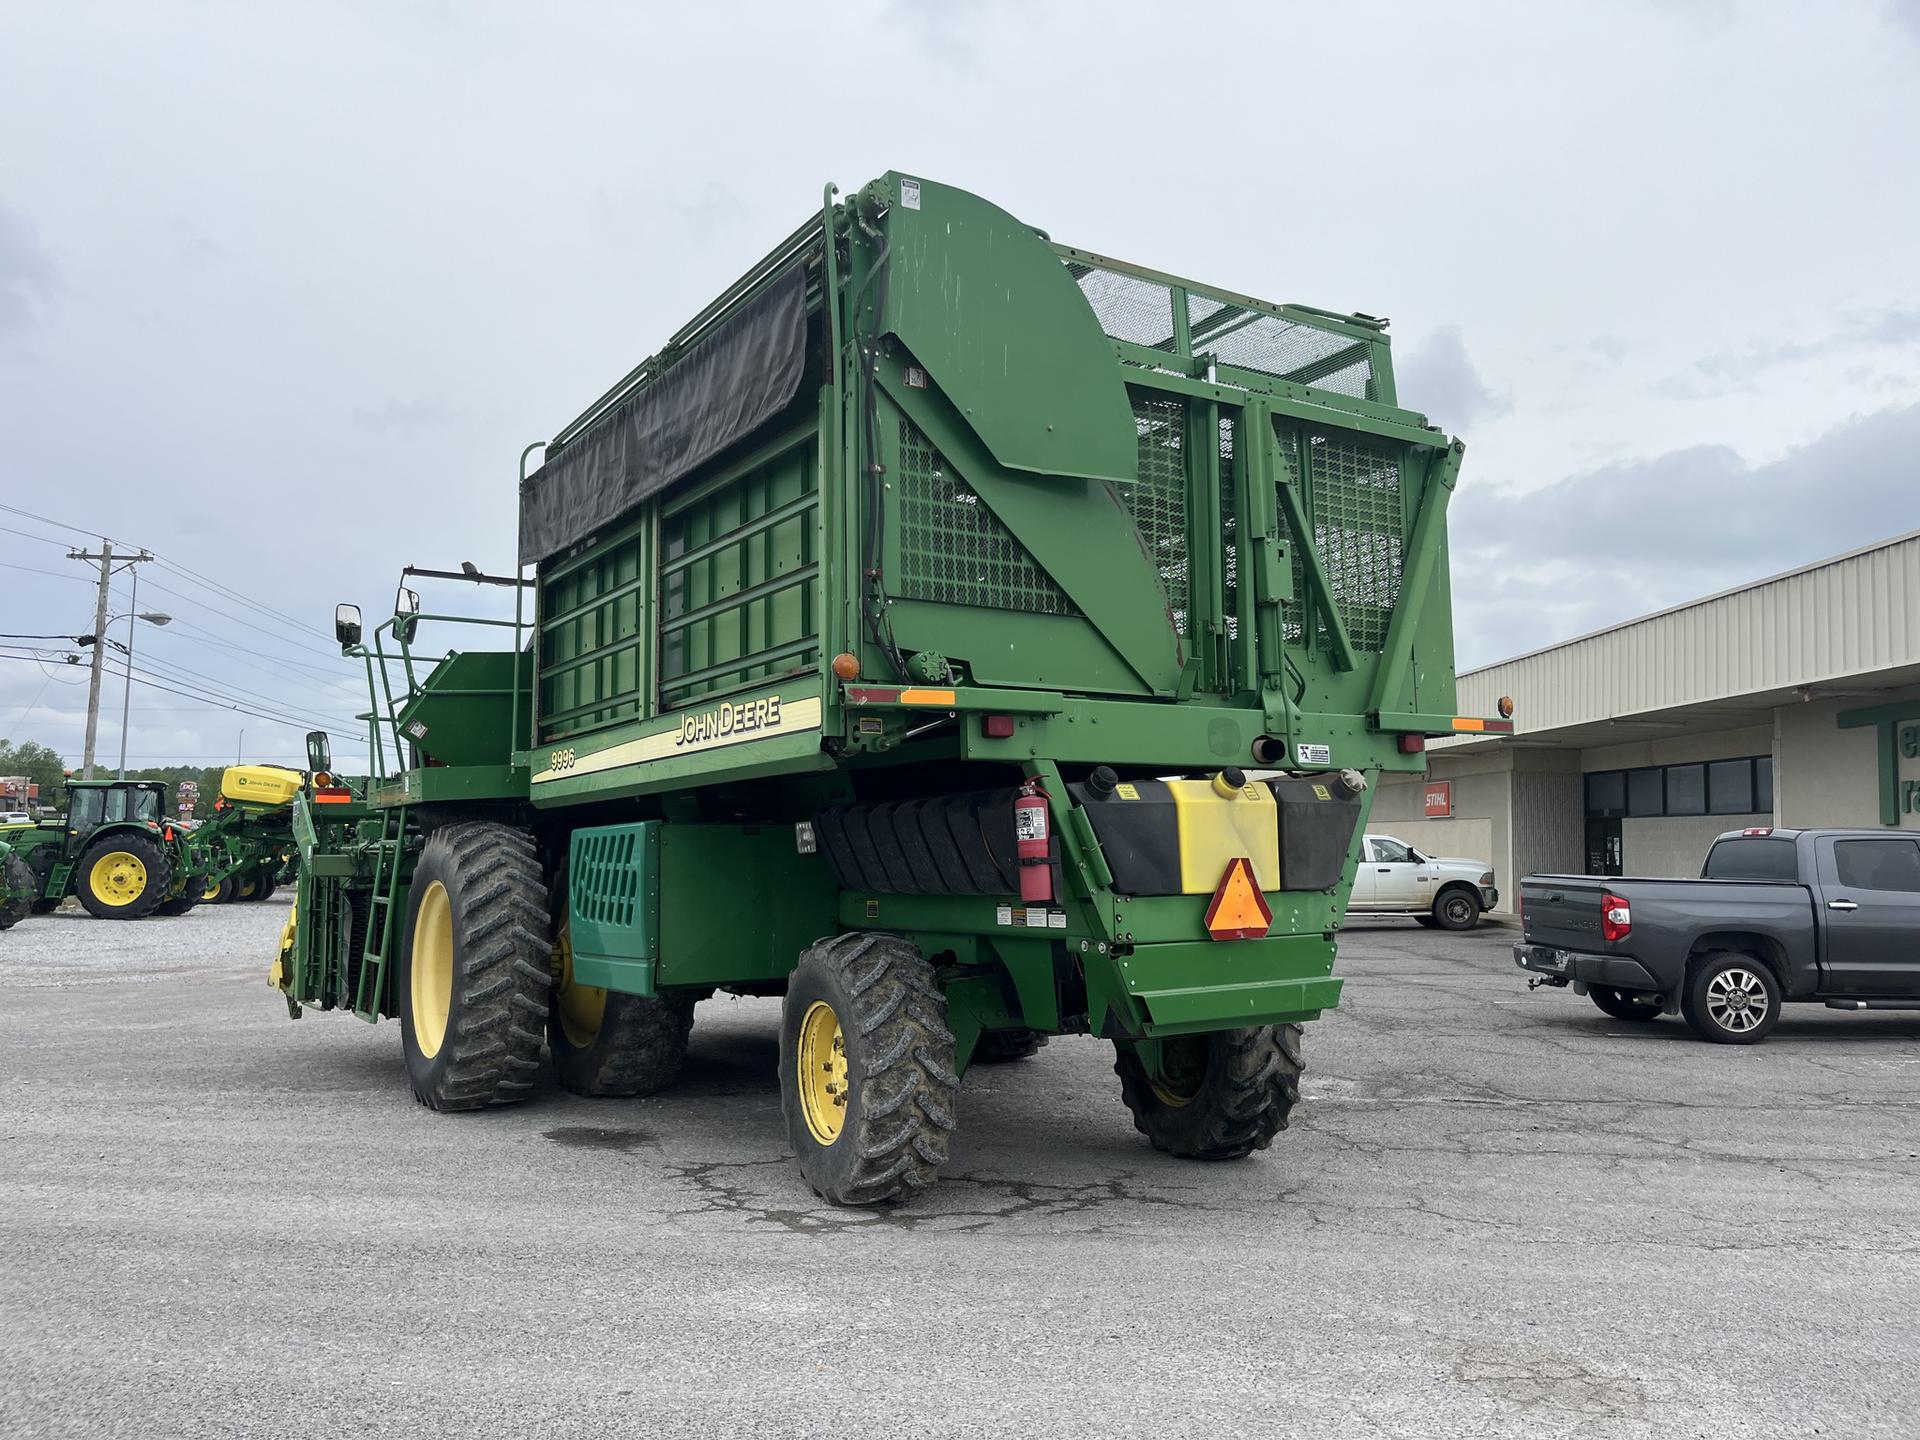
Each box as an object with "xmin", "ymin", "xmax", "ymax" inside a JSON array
[
  {"xmin": 1204, "ymin": 857, "xmax": 1273, "ymax": 941},
  {"xmin": 1451, "ymin": 717, "xmax": 1486, "ymax": 732},
  {"xmin": 898, "ymin": 688, "xmax": 956, "ymax": 706},
  {"xmin": 313, "ymin": 789, "xmax": 353, "ymax": 804}
]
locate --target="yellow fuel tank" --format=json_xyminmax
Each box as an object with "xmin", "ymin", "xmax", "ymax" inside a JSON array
[{"xmin": 221, "ymin": 765, "xmax": 303, "ymax": 810}]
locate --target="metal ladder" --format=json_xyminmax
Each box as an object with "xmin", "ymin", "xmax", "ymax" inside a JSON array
[{"xmin": 352, "ymin": 808, "xmax": 410, "ymax": 1020}]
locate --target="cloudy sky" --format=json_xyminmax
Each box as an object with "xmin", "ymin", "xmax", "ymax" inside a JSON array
[{"xmin": 3, "ymin": 1, "xmax": 1917, "ymax": 768}]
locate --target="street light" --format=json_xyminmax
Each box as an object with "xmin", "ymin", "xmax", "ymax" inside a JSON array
[{"xmin": 110, "ymin": 576, "xmax": 172, "ymax": 779}]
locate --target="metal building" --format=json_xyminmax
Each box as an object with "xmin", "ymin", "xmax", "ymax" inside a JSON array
[{"xmin": 1374, "ymin": 529, "xmax": 1920, "ymax": 911}]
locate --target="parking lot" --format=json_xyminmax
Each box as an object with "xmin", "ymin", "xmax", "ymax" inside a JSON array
[{"xmin": 3, "ymin": 902, "xmax": 1916, "ymax": 1439}]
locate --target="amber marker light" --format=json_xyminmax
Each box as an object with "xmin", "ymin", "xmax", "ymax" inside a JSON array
[
  {"xmin": 831, "ymin": 652, "xmax": 861, "ymax": 681},
  {"xmin": 1498, "ymin": 696, "xmax": 1516, "ymax": 719}
]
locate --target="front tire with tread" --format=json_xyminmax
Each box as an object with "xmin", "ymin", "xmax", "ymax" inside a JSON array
[
  {"xmin": 1432, "ymin": 885, "xmax": 1482, "ymax": 931},
  {"xmin": 399, "ymin": 822, "xmax": 553, "ymax": 1111},
  {"xmin": 0, "ymin": 853, "xmax": 35, "ymax": 929},
  {"xmin": 780, "ymin": 932, "xmax": 959, "ymax": 1207}
]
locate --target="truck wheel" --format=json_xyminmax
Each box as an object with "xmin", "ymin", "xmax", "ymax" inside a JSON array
[
  {"xmin": 1113, "ymin": 1025, "xmax": 1302, "ymax": 1160},
  {"xmin": 398, "ymin": 823, "xmax": 553, "ymax": 1111},
  {"xmin": 779, "ymin": 932, "xmax": 959, "ymax": 1206},
  {"xmin": 1681, "ymin": 952, "xmax": 1780, "ymax": 1045},
  {"xmin": 1432, "ymin": 886, "xmax": 1481, "ymax": 931},
  {"xmin": 75, "ymin": 835, "xmax": 170, "ymax": 920},
  {"xmin": 549, "ymin": 918, "xmax": 696, "ymax": 1097},
  {"xmin": 1589, "ymin": 986, "xmax": 1662, "ymax": 1022},
  {"xmin": 976, "ymin": 1028, "xmax": 1048, "ymax": 1063},
  {"xmin": 0, "ymin": 853, "xmax": 35, "ymax": 929}
]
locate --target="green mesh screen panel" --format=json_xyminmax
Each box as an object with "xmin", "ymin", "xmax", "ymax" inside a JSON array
[
  {"xmin": 896, "ymin": 418, "xmax": 1077, "ymax": 616},
  {"xmin": 1126, "ymin": 393, "xmax": 1189, "ymax": 636},
  {"xmin": 1301, "ymin": 427, "xmax": 1404, "ymax": 652}
]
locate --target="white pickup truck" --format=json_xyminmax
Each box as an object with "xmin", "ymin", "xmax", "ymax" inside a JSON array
[{"xmin": 1349, "ymin": 834, "xmax": 1499, "ymax": 930}]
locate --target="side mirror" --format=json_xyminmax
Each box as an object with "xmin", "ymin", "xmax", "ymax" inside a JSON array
[
  {"xmin": 306, "ymin": 730, "xmax": 332, "ymax": 775},
  {"xmin": 335, "ymin": 603, "xmax": 363, "ymax": 650},
  {"xmin": 394, "ymin": 586, "xmax": 421, "ymax": 646}
]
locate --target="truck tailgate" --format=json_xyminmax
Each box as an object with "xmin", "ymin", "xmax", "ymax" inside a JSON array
[{"xmin": 1519, "ymin": 875, "xmax": 1610, "ymax": 951}]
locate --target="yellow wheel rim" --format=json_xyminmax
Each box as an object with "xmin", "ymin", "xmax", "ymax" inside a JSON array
[
  {"xmin": 553, "ymin": 919, "xmax": 606, "ymax": 1049},
  {"xmin": 88, "ymin": 851, "xmax": 148, "ymax": 908},
  {"xmin": 796, "ymin": 1000, "xmax": 850, "ymax": 1145},
  {"xmin": 203, "ymin": 877, "xmax": 222, "ymax": 901},
  {"xmin": 410, "ymin": 880, "xmax": 455, "ymax": 1060},
  {"xmin": 1149, "ymin": 1037, "xmax": 1207, "ymax": 1109}
]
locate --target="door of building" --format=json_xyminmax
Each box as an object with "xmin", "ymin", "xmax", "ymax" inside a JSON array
[{"xmin": 1585, "ymin": 819, "xmax": 1622, "ymax": 877}]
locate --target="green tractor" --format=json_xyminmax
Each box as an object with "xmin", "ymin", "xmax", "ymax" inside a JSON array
[
  {"xmin": 5, "ymin": 778, "xmax": 207, "ymax": 919},
  {"xmin": 0, "ymin": 837, "xmax": 36, "ymax": 929}
]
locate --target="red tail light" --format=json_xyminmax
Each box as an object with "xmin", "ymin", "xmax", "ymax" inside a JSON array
[{"xmin": 1601, "ymin": 892, "xmax": 1632, "ymax": 943}]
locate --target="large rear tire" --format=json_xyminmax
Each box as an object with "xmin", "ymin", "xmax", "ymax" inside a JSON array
[
  {"xmin": 0, "ymin": 853, "xmax": 35, "ymax": 929},
  {"xmin": 398, "ymin": 823, "xmax": 552, "ymax": 1111},
  {"xmin": 780, "ymin": 932, "xmax": 959, "ymax": 1207},
  {"xmin": 1114, "ymin": 1025, "xmax": 1302, "ymax": 1160},
  {"xmin": 75, "ymin": 834, "xmax": 170, "ymax": 920}
]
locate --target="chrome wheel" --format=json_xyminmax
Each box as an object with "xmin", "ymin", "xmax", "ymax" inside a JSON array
[{"xmin": 1705, "ymin": 966, "xmax": 1769, "ymax": 1033}]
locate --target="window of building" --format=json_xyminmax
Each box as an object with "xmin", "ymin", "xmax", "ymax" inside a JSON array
[
  {"xmin": 1707, "ymin": 759, "xmax": 1754, "ymax": 815},
  {"xmin": 1585, "ymin": 771, "xmax": 1626, "ymax": 818},
  {"xmin": 1665, "ymin": 764, "xmax": 1706, "ymax": 816},
  {"xmin": 1755, "ymin": 756, "xmax": 1774, "ymax": 813},
  {"xmin": 1833, "ymin": 838, "xmax": 1920, "ymax": 894},
  {"xmin": 1626, "ymin": 768, "xmax": 1664, "ymax": 816}
]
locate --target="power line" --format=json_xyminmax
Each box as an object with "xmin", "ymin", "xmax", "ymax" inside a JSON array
[
  {"xmin": 140, "ymin": 576, "xmax": 345, "ymax": 662},
  {"xmin": 153, "ymin": 556, "xmax": 335, "ymax": 643},
  {"xmin": 102, "ymin": 662, "xmax": 341, "ymax": 732},
  {"xmin": 133, "ymin": 650, "xmax": 358, "ymax": 729}
]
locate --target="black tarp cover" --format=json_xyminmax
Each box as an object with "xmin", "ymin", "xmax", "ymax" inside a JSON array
[{"xmin": 518, "ymin": 264, "xmax": 808, "ymax": 564}]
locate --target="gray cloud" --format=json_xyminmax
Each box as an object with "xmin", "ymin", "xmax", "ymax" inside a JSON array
[
  {"xmin": 1683, "ymin": 305, "xmax": 1920, "ymax": 390},
  {"xmin": 1890, "ymin": 1, "xmax": 1920, "ymax": 43},
  {"xmin": 1395, "ymin": 327, "xmax": 1508, "ymax": 432},
  {"xmin": 1451, "ymin": 400, "xmax": 1920, "ymax": 667},
  {"xmin": 0, "ymin": 200, "xmax": 56, "ymax": 336}
]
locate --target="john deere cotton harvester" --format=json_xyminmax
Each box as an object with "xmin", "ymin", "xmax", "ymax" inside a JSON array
[{"xmin": 275, "ymin": 173, "xmax": 1509, "ymax": 1205}]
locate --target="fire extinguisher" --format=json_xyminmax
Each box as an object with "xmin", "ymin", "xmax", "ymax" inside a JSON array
[{"xmin": 1014, "ymin": 780, "xmax": 1052, "ymax": 903}]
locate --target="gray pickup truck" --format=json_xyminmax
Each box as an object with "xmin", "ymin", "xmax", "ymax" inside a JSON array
[{"xmin": 1513, "ymin": 827, "xmax": 1920, "ymax": 1043}]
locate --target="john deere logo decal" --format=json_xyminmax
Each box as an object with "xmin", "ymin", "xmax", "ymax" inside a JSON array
[
  {"xmin": 678, "ymin": 696, "xmax": 783, "ymax": 748},
  {"xmin": 533, "ymin": 694, "xmax": 821, "ymax": 785}
]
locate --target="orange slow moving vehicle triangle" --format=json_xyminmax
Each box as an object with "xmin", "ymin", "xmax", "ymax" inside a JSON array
[{"xmin": 1204, "ymin": 856, "xmax": 1273, "ymax": 941}]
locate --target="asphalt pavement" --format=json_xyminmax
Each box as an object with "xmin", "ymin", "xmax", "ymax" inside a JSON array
[{"xmin": 3, "ymin": 900, "xmax": 1916, "ymax": 1438}]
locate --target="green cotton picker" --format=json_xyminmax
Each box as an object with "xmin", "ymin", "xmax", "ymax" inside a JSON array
[{"xmin": 270, "ymin": 173, "xmax": 1508, "ymax": 1205}]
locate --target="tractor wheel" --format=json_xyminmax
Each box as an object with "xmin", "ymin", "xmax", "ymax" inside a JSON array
[
  {"xmin": 75, "ymin": 834, "xmax": 170, "ymax": 920},
  {"xmin": 251, "ymin": 876, "xmax": 277, "ymax": 902},
  {"xmin": 1113, "ymin": 1025, "xmax": 1303, "ymax": 1161},
  {"xmin": 549, "ymin": 912, "xmax": 697, "ymax": 1097},
  {"xmin": 199, "ymin": 873, "xmax": 227, "ymax": 905},
  {"xmin": 976, "ymin": 1027, "xmax": 1048, "ymax": 1063},
  {"xmin": 398, "ymin": 822, "xmax": 552, "ymax": 1111},
  {"xmin": 231, "ymin": 873, "xmax": 260, "ymax": 902},
  {"xmin": 30, "ymin": 898, "xmax": 59, "ymax": 915},
  {"xmin": 0, "ymin": 853, "xmax": 35, "ymax": 929},
  {"xmin": 780, "ymin": 932, "xmax": 959, "ymax": 1207},
  {"xmin": 155, "ymin": 888, "xmax": 201, "ymax": 918}
]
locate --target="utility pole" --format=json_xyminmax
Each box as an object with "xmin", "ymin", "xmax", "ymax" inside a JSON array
[{"xmin": 68, "ymin": 543, "xmax": 154, "ymax": 780}]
